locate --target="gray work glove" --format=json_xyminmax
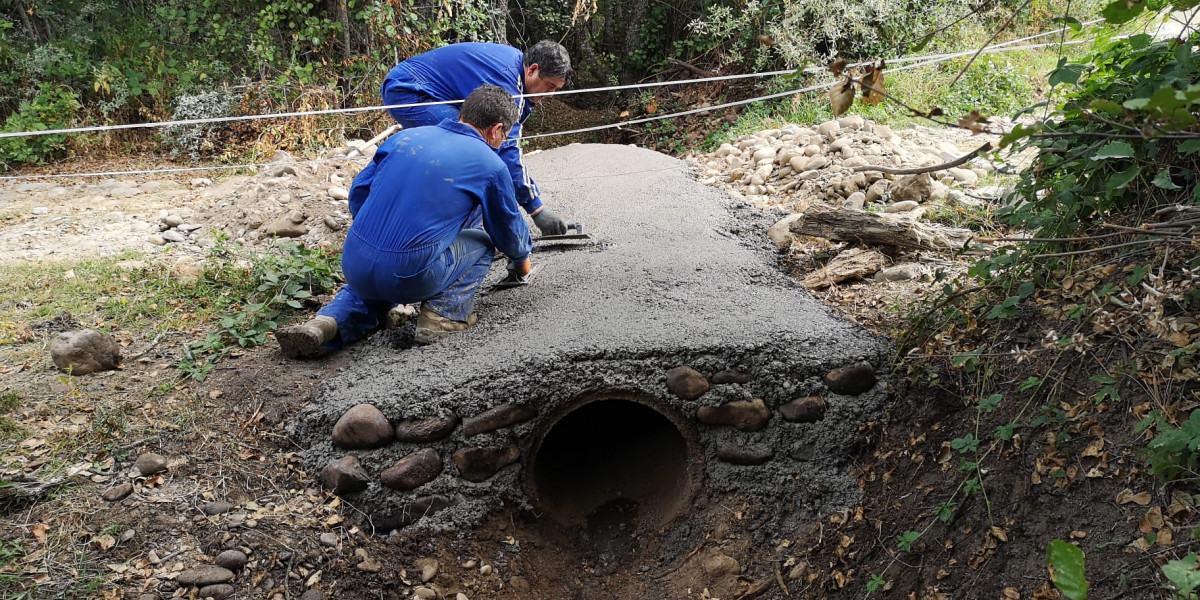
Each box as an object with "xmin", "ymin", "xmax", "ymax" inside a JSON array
[{"xmin": 532, "ymin": 209, "xmax": 568, "ymax": 236}]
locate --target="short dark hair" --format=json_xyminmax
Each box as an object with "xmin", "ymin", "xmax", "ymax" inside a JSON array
[
  {"xmin": 524, "ymin": 40, "xmax": 572, "ymax": 81},
  {"xmin": 459, "ymin": 84, "xmax": 518, "ymax": 133}
]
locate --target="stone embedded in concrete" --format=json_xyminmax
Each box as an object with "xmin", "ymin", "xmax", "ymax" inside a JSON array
[
  {"xmin": 696, "ymin": 398, "xmax": 771, "ymax": 432},
  {"xmin": 374, "ymin": 494, "xmax": 453, "ymax": 531},
  {"xmin": 823, "ymin": 363, "xmax": 877, "ymax": 396},
  {"xmin": 198, "ymin": 584, "xmax": 235, "ymax": 599},
  {"xmin": 101, "ymin": 482, "xmax": 133, "ymax": 502},
  {"xmin": 177, "ymin": 565, "xmax": 235, "ymax": 587},
  {"xmin": 332, "ymin": 404, "xmax": 394, "ymax": 449},
  {"xmin": 50, "ymin": 329, "xmax": 121, "ymax": 375},
  {"xmin": 716, "ymin": 444, "xmax": 774, "ymax": 465},
  {"xmin": 394, "ymin": 415, "xmax": 460, "ymax": 443},
  {"xmin": 711, "ymin": 369, "xmax": 749, "ymax": 385},
  {"xmin": 319, "ymin": 455, "xmax": 370, "ymax": 494},
  {"xmin": 380, "ymin": 448, "xmax": 443, "ymax": 491},
  {"xmin": 452, "ymin": 445, "xmax": 520, "ymax": 482},
  {"xmin": 461, "ymin": 403, "xmax": 536, "ymax": 436},
  {"xmin": 667, "ymin": 366, "xmax": 710, "ymax": 400},
  {"xmin": 299, "ymin": 591, "xmax": 326, "ymax": 600},
  {"xmin": 779, "ymin": 396, "xmax": 827, "ymax": 423},
  {"xmin": 215, "ymin": 550, "xmax": 247, "ymax": 571},
  {"xmin": 133, "ymin": 452, "xmax": 168, "ymax": 476}
]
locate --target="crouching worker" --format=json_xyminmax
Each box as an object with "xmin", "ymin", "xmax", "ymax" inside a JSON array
[{"xmin": 275, "ymin": 84, "xmax": 532, "ymax": 358}]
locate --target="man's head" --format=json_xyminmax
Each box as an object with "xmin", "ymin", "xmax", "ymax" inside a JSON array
[
  {"xmin": 522, "ymin": 40, "xmax": 571, "ymax": 104},
  {"xmin": 459, "ymin": 84, "xmax": 519, "ymax": 149}
]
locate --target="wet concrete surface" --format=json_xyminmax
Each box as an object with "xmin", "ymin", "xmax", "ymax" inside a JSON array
[{"xmin": 288, "ymin": 143, "xmax": 891, "ymax": 535}]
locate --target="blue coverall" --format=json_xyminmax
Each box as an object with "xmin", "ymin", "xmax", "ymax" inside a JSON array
[
  {"xmin": 380, "ymin": 42, "xmax": 543, "ymax": 215},
  {"xmin": 315, "ymin": 120, "xmax": 533, "ymax": 350}
]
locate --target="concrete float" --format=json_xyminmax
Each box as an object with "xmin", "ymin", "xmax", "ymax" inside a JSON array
[{"xmin": 288, "ymin": 143, "xmax": 890, "ymax": 535}]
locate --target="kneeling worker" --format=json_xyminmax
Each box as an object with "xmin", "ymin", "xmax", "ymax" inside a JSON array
[{"xmin": 276, "ymin": 84, "xmax": 532, "ymax": 358}]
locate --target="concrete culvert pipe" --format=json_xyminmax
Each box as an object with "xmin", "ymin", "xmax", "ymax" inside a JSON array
[{"xmin": 529, "ymin": 397, "xmax": 696, "ymax": 529}]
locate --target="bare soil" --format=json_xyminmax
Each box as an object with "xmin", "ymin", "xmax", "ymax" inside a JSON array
[{"xmin": 0, "ymin": 121, "xmax": 1188, "ymax": 600}]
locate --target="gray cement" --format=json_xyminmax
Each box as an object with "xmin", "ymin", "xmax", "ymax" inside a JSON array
[{"xmin": 287, "ymin": 143, "xmax": 891, "ymax": 534}]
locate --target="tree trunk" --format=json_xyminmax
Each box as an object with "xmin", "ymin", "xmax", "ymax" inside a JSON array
[{"xmin": 790, "ymin": 204, "xmax": 975, "ymax": 251}]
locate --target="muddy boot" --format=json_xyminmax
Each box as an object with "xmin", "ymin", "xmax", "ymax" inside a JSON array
[
  {"xmin": 414, "ymin": 307, "xmax": 478, "ymax": 345},
  {"xmin": 276, "ymin": 316, "xmax": 338, "ymax": 358}
]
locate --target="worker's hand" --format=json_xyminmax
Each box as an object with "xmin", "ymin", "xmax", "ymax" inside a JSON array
[
  {"xmin": 532, "ymin": 209, "xmax": 568, "ymax": 236},
  {"xmin": 514, "ymin": 257, "xmax": 532, "ymax": 277}
]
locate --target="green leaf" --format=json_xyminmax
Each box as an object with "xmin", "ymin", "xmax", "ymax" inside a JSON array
[
  {"xmin": 1019, "ymin": 377, "xmax": 1042, "ymax": 391},
  {"xmin": 1101, "ymin": 0, "xmax": 1146, "ymax": 24},
  {"xmin": 1162, "ymin": 554, "xmax": 1200, "ymax": 597},
  {"xmin": 996, "ymin": 423, "xmax": 1018, "ymax": 441},
  {"xmin": 1091, "ymin": 141, "xmax": 1135, "ymax": 159},
  {"xmin": 1123, "ymin": 97, "xmax": 1150, "ymax": 110},
  {"xmin": 1179, "ymin": 140, "xmax": 1200, "ymax": 156},
  {"xmin": 979, "ymin": 394, "xmax": 1002, "ymax": 413},
  {"xmin": 286, "ymin": 300, "xmax": 302, "ymax": 309},
  {"xmin": 1089, "ymin": 99, "xmax": 1123, "ymax": 114},
  {"xmin": 1018, "ymin": 281, "xmax": 1036, "ymax": 299},
  {"xmin": 1053, "ymin": 15, "xmax": 1083, "ymax": 31},
  {"xmin": 1049, "ymin": 63, "xmax": 1086, "ymax": 87},
  {"xmin": 1152, "ymin": 168, "xmax": 1181, "ymax": 190},
  {"xmin": 896, "ymin": 531, "xmax": 921, "ymax": 552},
  {"xmin": 1047, "ymin": 540, "xmax": 1089, "ymax": 600},
  {"xmin": 1107, "ymin": 166, "xmax": 1141, "ymax": 191},
  {"xmin": 910, "ymin": 32, "xmax": 935, "ymax": 54},
  {"xmin": 1127, "ymin": 265, "xmax": 1149, "ymax": 286}
]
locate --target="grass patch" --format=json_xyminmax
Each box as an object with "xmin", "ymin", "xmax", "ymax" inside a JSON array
[
  {"xmin": 0, "ymin": 239, "xmax": 342, "ymax": 383},
  {"xmin": 0, "ymin": 391, "xmax": 24, "ymax": 444}
]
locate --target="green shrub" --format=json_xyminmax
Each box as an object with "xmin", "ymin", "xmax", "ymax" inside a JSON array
[{"xmin": 0, "ymin": 84, "xmax": 81, "ymax": 166}]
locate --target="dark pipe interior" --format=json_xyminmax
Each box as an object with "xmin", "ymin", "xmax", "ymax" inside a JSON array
[{"xmin": 531, "ymin": 399, "xmax": 691, "ymax": 527}]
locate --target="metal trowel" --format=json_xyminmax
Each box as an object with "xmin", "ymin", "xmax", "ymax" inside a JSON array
[{"xmin": 535, "ymin": 222, "xmax": 590, "ymax": 242}]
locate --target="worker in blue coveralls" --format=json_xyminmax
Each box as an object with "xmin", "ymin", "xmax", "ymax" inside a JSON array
[
  {"xmin": 274, "ymin": 84, "xmax": 532, "ymax": 357},
  {"xmin": 380, "ymin": 40, "xmax": 572, "ymax": 237}
]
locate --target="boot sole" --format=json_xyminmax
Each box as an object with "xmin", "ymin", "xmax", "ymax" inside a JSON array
[{"xmin": 276, "ymin": 327, "xmax": 325, "ymax": 358}]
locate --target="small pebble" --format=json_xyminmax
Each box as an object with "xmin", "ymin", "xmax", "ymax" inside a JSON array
[
  {"xmin": 414, "ymin": 587, "xmax": 436, "ymax": 600},
  {"xmin": 32, "ymin": 207, "xmax": 50, "ymax": 215},
  {"xmin": 319, "ymin": 532, "xmax": 337, "ymax": 547},
  {"xmin": 215, "ymin": 549, "xmax": 247, "ymax": 571},
  {"xmin": 461, "ymin": 559, "xmax": 477, "ymax": 569},
  {"xmin": 456, "ymin": 594, "xmax": 469, "ymax": 600},
  {"xmin": 479, "ymin": 564, "xmax": 493, "ymax": 576},
  {"xmin": 101, "ymin": 482, "xmax": 133, "ymax": 502},
  {"xmin": 202, "ymin": 501, "xmax": 233, "ymax": 516}
]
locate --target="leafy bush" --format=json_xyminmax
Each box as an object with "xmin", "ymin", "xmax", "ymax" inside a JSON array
[
  {"xmin": 161, "ymin": 87, "xmax": 240, "ymax": 158},
  {"xmin": 0, "ymin": 84, "xmax": 81, "ymax": 166}
]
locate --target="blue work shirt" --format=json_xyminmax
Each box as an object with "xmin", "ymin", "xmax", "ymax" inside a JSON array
[
  {"xmin": 380, "ymin": 42, "xmax": 542, "ymax": 214},
  {"xmin": 346, "ymin": 120, "xmax": 532, "ymax": 276}
]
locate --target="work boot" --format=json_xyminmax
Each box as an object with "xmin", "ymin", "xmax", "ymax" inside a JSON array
[
  {"xmin": 414, "ymin": 307, "xmax": 478, "ymax": 345},
  {"xmin": 276, "ymin": 316, "xmax": 338, "ymax": 358}
]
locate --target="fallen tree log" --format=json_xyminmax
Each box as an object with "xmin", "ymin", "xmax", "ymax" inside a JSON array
[
  {"xmin": 802, "ymin": 248, "xmax": 888, "ymax": 289},
  {"xmin": 790, "ymin": 204, "xmax": 974, "ymax": 251}
]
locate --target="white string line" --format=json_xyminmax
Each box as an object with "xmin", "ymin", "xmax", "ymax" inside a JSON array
[
  {"xmin": 0, "ymin": 35, "xmax": 1083, "ymax": 182},
  {"xmin": 0, "ymin": 20, "xmax": 1098, "ymax": 142}
]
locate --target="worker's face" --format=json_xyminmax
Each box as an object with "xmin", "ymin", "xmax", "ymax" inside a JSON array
[{"xmin": 523, "ymin": 64, "xmax": 565, "ymax": 104}]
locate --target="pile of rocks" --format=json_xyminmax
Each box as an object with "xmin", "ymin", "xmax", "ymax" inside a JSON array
[
  {"xmin": 688, "ymin": 117, "xmax": 1010, "ymax": 287},
  {"xmin": 193, "ymin": 146, "xmax": 374, "ymax": 251},
  {"xmin": 691, "ymin": 115, "xmax": 995, "ymax": 217}
]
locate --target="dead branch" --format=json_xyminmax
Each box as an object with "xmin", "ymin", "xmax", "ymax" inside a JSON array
[
  {"xmin": 666, "ymin": 58, "xmax": 714, "ymax": 77},
  {"xmin": 791, "ymin": 203, "xmax": 975, "ymax": 251},
  {"xmin": 852, "ymin": 142, "xmax": 992, "ymax": 175},
  {"xmin": 802, "ymin": 248, "xmax": 888, "ymax": 289},
  {"xmin": 1032, "ymin": 238, "xmax": 1193, "ymax": 259},
  {"xmin": 774, "ymin": 562, "xmax": 790, "ymax": 596}
]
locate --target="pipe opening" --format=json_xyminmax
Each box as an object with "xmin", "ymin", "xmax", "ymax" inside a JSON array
[{"xmin": 530, "ymin": 398, "xmax": 692, "ymax": 528}]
